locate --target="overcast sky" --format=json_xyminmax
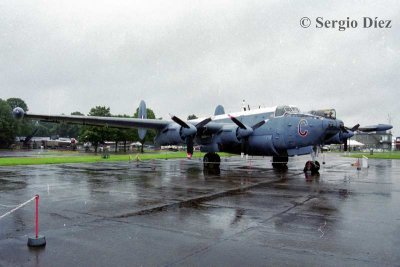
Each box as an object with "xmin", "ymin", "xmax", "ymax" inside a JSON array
[{"xmin": 1, "ymin": 0, "xmax": 399, "ymax": 136}]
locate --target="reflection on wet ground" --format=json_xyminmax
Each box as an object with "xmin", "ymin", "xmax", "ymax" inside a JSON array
[{"xmin": 0, "ymin": 153, "xmax": 399, "ymax": 266}]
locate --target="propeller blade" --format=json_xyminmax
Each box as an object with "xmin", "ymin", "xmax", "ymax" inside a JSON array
[
  {"xmin": 23, "ymin": 128, "xmax": 39, "ymax": 145},
  {"xmin": 243, "ymin": 137, "xmax": 250, "ymax": 155},
  {"xmin": 186, "ymin": 135, "xmax": 194, "ymax": 157},
  {"xmin": 251, "ymin": 120, "xmax": 266, "ymax": 130},
  {"xmin": 343, "ymin": 138, "xmax": 348, "ymax": 151},
  {"xmin": 351, "ymin": 124, "xmax": 360, "ymax": 132},
  {"xmin": 171, "ymin": 115, "xmax": 190, "ymax": 129},
  {"xmin": 195, "ymin": 117, "xmax": 212, "ymax": 129},
  {"xmin": 344, "ymin": 124, "xmax": 360, "ymax": 133},
  {"xmin": 228, "ymin": 115, "xmax": 246, "ymax": 129}
]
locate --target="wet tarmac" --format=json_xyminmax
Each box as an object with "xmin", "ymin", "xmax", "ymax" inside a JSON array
[{"xmin": 0, "ymin": 153, "xmax": 399, "ymax": 266}]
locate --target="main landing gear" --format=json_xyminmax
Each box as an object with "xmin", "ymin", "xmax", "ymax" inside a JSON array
[
  {"xmin": 272, "ymin": 156, "xmax": 288, "ymax": 170},
  {"xmin": 203, "ymin": 152, "xmax": 221, "ymax": 169},
  {"xmin": 303, "ymin": 160, "xmax": 320, "ymax": 174},
  {"xmin": 271, "ymin": 156, "xmax": 320, "ymax": 174}
]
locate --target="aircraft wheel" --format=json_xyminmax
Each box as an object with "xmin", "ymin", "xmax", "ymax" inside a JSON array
[
  {"xmin": 203, "ymin": 154, "xmax": 210, "ymax": 169},
  {"xmin": 214, "ymin": 153, "xmax": 221, "ymax": 165},
  {"xmin": 303, "ymin": 161, "xmax": 320, "ymax": 174},
  {"xmin": 314, "ymin": 161, "xmax": 321, "ymax": 171},
  {"xmin": 203, "ymin": 153, "xmax": 220, "ymax": 169},
  {"xmin": 272, "ymin": 156, "xmax": 288, "ymax": 170}
]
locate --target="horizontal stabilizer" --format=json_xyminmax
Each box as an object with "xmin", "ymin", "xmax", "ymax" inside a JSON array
[{"xmin": 138, "ymin": 100, "xmax": 147, "ymax": 140}]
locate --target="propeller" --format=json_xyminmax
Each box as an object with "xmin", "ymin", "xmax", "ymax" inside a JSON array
[
  {"xmin": 228, "ymin": 115, "xmax": 247, "ymax": 129},
  {"xmin": 228, "ymin": 115, "xmax": 266, "ymax": 155},
  {"xmin": 343, "ymin": 138, "xmax": 348, "ymax": 152},
  {"xmin": 195, "ymin": 117, "xmax": 212, "ymax": 129},
  {"xmin": 23, "ymin": 128, "xmax": 39, "ymax": 146},
  {"xmin": 171, "ymin": 115, "xmax": 212, "ymax": 158},
  {"xmin": 341, "ymin": 124, "xmax": 360, "ymax": 134},
  {"xmin": 171, "ymin": 115, "xmax": 191, "ymax": 129},
  {"xmin": 342, "ymin": 124, "xmax": 360, "ymax": 151}
]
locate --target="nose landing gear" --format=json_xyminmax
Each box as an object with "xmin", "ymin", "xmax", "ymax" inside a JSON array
[{"xmin": 303, "ymin": 160, "xmax": 320, "ymax": 174}]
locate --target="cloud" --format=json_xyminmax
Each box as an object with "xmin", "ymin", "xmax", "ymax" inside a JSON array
[{"xmin": 0, "ymin": 0, "xmax": 399, "ymax": 135}]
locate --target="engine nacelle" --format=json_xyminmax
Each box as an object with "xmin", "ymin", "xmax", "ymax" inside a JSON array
[
  {"xmin": 12, "ymin": 107, "xmax": 25, "ymax": 120},
  {"xmin": 215, "ymin": 125, "xmax": 240, "ymax": 144},
  {"xmin": 325, "ymin": 131, "xmax": 354, "ymax": 144},
  {"xmin": 248, "ymin": 135, "xmax": 279, "ymax": 156},
  {"xmin": 154, "ymin": 124, "xmax": 196, "ymax": 146},
  {"xmin": 324, "ymin": 132, "xmax": 342, "ymax": 144},
  {"xmin": 154, "ymin": 125, "xmax": 184, "ymax": 145}
]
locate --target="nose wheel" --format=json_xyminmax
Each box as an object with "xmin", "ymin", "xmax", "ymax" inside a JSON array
[{"xmin": 303, "ymin": 160, "xmax": 320, "ymax": 174}]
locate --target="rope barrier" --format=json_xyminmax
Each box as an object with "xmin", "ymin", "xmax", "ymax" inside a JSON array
[
  {"xmin": 0, "ymin": 196, "xmax": 36, "ymax": 220},
  {"xmin": 0, "ymin": 195, "xmax": 46, "ymax": 247}
]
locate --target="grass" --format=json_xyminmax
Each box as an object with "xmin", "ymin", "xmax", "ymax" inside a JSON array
[
  {"xmin": 344, "ymin": 151, "xmax": 400, "ymax": 159},
  {"xmin": 0, "ymin": 151, "xmax": 232, "ymax": 166}
]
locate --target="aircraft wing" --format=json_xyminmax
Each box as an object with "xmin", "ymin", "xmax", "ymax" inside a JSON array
[
  {"xmin": 17, "ymin": 111, "xmax": 170, "ymax": 130},
  {"xmin": 358, "ymin": 124, "xmax": 393, "ymax": 132}
]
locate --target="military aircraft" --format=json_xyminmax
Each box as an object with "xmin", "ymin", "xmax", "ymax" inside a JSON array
[{"xmin": 12, "ymin": 101, "xmax": 392, "ymax": 173}]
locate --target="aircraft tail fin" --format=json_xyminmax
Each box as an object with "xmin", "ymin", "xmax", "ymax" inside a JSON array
[
  {"xmin": 214, "ymin": 105, "xmax": 225, "ymax": 116},
  {"xmin": 138, "ymin": 100, "xmax": 147, "ymax": 140}
]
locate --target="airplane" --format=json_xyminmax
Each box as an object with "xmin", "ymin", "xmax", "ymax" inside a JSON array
[{"xmin": 12, "ymin": 101, "xmax": 392, "ymax": 173}]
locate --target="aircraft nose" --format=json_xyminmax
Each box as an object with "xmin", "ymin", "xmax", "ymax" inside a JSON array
[{"xmin": 322, "ymin": 118, "xmax": 342, "ymax": 133}]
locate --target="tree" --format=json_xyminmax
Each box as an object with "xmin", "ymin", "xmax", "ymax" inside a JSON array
[
  {"xmin": 6, "ymin": 98, "xmax": 28, "ymax": 112},
  {"xmin": 187, "ymin": 114, "xmax": 198, "ymax": 120},
  {"xmin": 0, "ymin": 99, "xmax": 17, "ymax": 148},
  {"xmin": 133, "ymin": 107, "xmax": 157, "ymax": 153},
  {"xmin": 110, "ymin": 114, "xmax": 137, "ymax": 153},
  {"xmin": 67, "ymin": 111, "xmax": 84, "ymax": 138},
  {"xmin": 80, "ymin": 106, "xmax": 113, "ymax": 153},
  {"xmin": 49, "ymin": 111, "xmax": 84, "ymax": 138}
]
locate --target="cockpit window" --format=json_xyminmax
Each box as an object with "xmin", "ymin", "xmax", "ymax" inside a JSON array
[
  {"xmin": 309, "ymin": 109, "xmax": 336, "ymax": 119},
  {"xmin": 275, "ymin": 105, "xmax": 300, "ymax": 117},
  {"xmin": 275, "ymin": 106, "xmax": 286, "ymax": 117},
  {"xmin": 290, "ymin": 106, "xmax": 300, "ymax": 113}
]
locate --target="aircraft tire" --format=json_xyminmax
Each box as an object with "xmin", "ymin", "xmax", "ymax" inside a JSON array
[
  {"xmin": 314, "ymin": 161, "xmax": 321, "ymax": 171},
  {"xmin": 272, "ymin": 156, "xmax": 288, "ymax": 170},
  {"xmin": 303, "ymin": 161, "xmax": 320, "ymax": 174},
  {"xmin": 203, "ymin": 153, "xmax": 220, "ymax": 169},
  {"xmin": 203, "ymin": 154, "xmax": 210, "ymax": 169}
]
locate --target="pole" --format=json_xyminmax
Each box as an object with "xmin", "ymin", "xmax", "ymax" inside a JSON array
[
  {"xmin": 35, "ymin": 195, "xmax": 39, "ymax": 239},
  {"xmin": 28, "ymin": 194, "xmax": 46, "ymax": 247}
]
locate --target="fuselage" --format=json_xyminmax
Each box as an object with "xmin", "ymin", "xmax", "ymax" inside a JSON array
[{"xmin": 190, "ymin": 105, "xmax": 343, "ymax": 157}]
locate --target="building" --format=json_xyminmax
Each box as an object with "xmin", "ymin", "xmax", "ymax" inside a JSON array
[{"xmin": 352, "ymin": 131, "xmax": 392, "ymax": 150}]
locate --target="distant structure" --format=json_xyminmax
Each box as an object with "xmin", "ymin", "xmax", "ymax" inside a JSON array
[
  {"xmin": 16, "ymin": 136, "xmax": 74, "ymax": 149},
  {"xmin": 353, "ymin": 131, "xmax": 393, "ymax": 151},
  {"xmin": 395, "ymin": 137, "xmax": 400, "ymax": 151}
]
